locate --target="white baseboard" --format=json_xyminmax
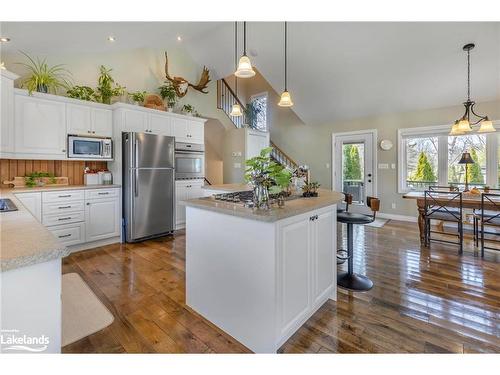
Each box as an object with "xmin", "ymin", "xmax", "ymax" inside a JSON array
[
  {"xmin": 378, "ymin": 212, "xmax": 417, "ymax": 222},
  {"xmin": 67, "ymin": 236, "xmax": 121, "ymax": 254}
]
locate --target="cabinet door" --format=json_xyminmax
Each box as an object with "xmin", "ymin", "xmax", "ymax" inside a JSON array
[
  {"xmin": 123, "ymin": 109, "xmax": 148, "ymax": 133},
  {"xmin": 187, "ymin": 181, "xmax": 204, "ymax": 200},
  {"xmin": 0, "ymin": 75, "xmax": 15, "ymax": 153},
  {"xmin": 278, "ymin": 214, "xmax": 311, "ymax": 334},
  {"xmin": 175, "ymin": 183, "xmax": 188, "ymax": 227},
  {"xmin": 67, "ymin": 103, "xmax": 92, "ymax": 135},
  {"xmin": 172, "ymin": 118, "xmax": 189, "ymax": 142},
  {"xmin": 15, "ymin": 95, "xmax": 66, "ymax": 157},
  {"xmin": 14, "ymin": 192, "xmax": 42, "ymax": 222},
  {"xmin": 187, "ymin": 121, "xmax": 204, "ymax": 144},
  {"xmin": 312, "ymin": 209, "xmax": 335, "ymax": 306},
  {"xmin": 92, "ymin": 108, "xmax": 112, "ymax": 137},
  {"xmin": 149, "ymin": 113, "xmax": 172, "ymax": 136},
  {"xmin": 85, "ymin": 198, "xmax": 120, "ymax": 242}
]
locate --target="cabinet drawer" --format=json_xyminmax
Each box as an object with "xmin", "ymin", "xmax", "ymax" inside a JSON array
[
  {"xmin": 43, "ymin": 211, "xmax": 85, "ymax": 226},
  {"xmin": 42, "ymin": 190, "xmax": 85, "ymax": 203},
  {"xmin": 43, "ymin": 201, "xmax": 84, "ymax": 215},
  {"xmin": 85, "ymin": 188, "xmax": 119, "ymax": 200},
  {"xmin": 47, "ymin": 222, "xmax": 85, "ymax": 246}
]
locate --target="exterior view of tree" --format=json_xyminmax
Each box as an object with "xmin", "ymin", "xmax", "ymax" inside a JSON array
[
  {"xmin": 410, "ymin": 152, "xmax": 437, "ymax": 182},
  {"xmin": 467, "ymin": 148, "xmax": 484, "ymax": 184},
  {"xmin": 343, "ymin": 145, "xmax": 362, "ymax": 180}
]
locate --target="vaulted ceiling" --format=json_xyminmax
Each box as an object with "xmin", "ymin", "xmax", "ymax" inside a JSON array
[{"xmin": 2, "ymin": 22, "xmax": 499, "ymax": 125}]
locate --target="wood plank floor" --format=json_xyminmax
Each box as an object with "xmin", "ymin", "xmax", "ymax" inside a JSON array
[{"xmin": 62, "ymin": 220, "xmax": 500, "ymax": 353}]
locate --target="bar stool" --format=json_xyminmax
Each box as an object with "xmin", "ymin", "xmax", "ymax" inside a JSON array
[
  {"xmin": 337, "ymin": 196, "xmax": 380, "ymax": 291},
  {"xmin": 336, "ymin": 193, "xmax": 353, "ymax": 265}
]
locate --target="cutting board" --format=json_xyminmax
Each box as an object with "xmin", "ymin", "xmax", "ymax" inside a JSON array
[{"xmin": 3, "ymin": 176, "xmax": 69, "ymax": 188}]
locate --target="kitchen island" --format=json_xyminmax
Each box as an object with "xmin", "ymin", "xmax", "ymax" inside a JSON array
[{"xmin": 184, "ymin": 187, "xmax": 343, "ymax": 353}]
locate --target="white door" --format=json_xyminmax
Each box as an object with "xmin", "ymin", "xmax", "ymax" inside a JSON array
[
  {"xmin": 123, "ymin": 109, "xmax": 148, "ymax": 133},
  {"xmin": 92, "ymin": 108, "xmax": 112, "ymax": 137},
  {"xmin": 245, "ymin": 129, "xmax": 270, "ymax": 160},
  {"xmin": 149, "ymin": 113, "xmax": 172, "ymax": 136},
  {"xmin": 67, "ymin": 104, "xmax": 92, "ymax": 135},
  {"xmin": 15, "ymin": 95, "xmax": 67, "ymax": 157},
  {"xmin": 85, "ymin": 198, "xmax": 120, "ymax": 242},
  {"xmin": 333, "ymin": 131, "xmax": 376, "ymax": 211}
]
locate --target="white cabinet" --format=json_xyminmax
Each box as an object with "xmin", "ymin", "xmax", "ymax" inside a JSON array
[
  {"xmin": 14, "ymin": 192, "xmax": 42, "ymax": 222},
  {"xmin": 175, "ymin": 180, "xmax": 205, "ymax": 229},
  {"xmin": 0, "ymin": 70, "xmax": 18, "ymax": 155},
  {"xmin": 173, "ymin": 118, "xmax": 204, "ymax": 144},
  {"xmin": 85, "ymin": 197, "xmax": 121, "ymax": 242},
  {"xmin": 278, "ymin": 206, "xmax": 336, "ymax": 336},
  {"xmin": 149, "ymin": 113, "xmax": 172, "ymax": 136},
  {"xmin": 122, "ymin": 108, "xmax": 149, "ymax": 133},
  {"xmin": 67, "ymin": 104, "xmax": 112, "ymax": 137},
  {"xmin": 15, "ymin": 94, "xmax": 67, "ymax": 158}
]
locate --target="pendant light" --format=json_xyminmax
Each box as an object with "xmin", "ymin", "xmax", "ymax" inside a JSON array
[
  {"xmin": 278, "ymin": 22, "xmax": 293, "ymax": 107},
  {"xmin": 234, "ymin": 22, "xmax": 256, "ymax": 78},
  {"xmin": 450, "ymin": 43, "xmax": 495, "ymax": 135},
  {"xmin": 230, "ymin": 22, "xmax": 243, "ymax": 117}
]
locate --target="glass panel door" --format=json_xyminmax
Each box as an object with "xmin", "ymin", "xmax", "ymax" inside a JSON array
[{"xmin": 342, "ymin": 142, "xmax": 366, "ymax": 204}]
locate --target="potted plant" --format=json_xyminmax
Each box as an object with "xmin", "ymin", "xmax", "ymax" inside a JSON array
[
  {"xmin": 182, "ymin": 104, "xmax": 195, "ymax": 116},
  {"xmin": 302, "ymin": 181, "xmax": 320, "ymax": 197},
  {"xmin": 17, "ymin": 51, "xmax": 72, "ymax": 94},
  {"xmin": 245, "ymin": 147, "xmax": 292, "ymax": 210},
  {"xmin": 96, "ymin": 65, "xmax": 126, "ymax": 104},
  {"xmin": 66, "ymin": 85, "xmax": 98, "ymax": 102},
  {"xmin": 129, "ymin": 91, "xmax": 147, "ymax": 106},
  {"xmin": 24, "ymin": 172, "xmax": 56, "ymax": 187},
  {"xmin": 158, "ymin": 83, "xmax": 177, "ymax": 112}
]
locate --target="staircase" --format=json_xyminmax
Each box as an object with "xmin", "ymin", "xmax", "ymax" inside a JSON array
[{"xmin": 217, "ymin": 78, "xmax": 300, "ymax": 172}]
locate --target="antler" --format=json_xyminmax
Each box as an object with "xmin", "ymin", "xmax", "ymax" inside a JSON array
[
  {"xmin": 188, "ymin": 66, "xmax": 211, "ymax": 93},
  {"xmin": 164, "ymin": 52, "xmax": 174, "ymax": 82}
]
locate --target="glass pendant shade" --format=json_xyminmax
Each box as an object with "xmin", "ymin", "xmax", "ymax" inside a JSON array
[
  {"xmin": 449, "ymin": 121, "xmax": 464, "ymax": 136},
  {"xmin": 477, "ymin": 119, "xmax": 496, "ymax": 133},
  {"xmin": 457, "ymin": 118, "xmax": 472, "ymax": 132},
  {"xmin": 235, "ymin": 55, "xmax": 255, "ymax": 78},
  {"xmin": 278, "ymin": 90, "xmax": 294, "ymax": 107},
  {"xmin": 230, "ymin": 103, "xmax": 243, "ymax": 117}
]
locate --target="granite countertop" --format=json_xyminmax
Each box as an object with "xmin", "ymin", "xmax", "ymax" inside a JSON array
[
  {"xmin": 0, "ymin": 184, "xmax": 121, "ymax": 272},
  {"xmin": 184, "ymin": 187, "xmax": 343, "ymax": 223}
]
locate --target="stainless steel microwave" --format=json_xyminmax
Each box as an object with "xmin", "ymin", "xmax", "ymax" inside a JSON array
[
  {"xmin": 67, "ymin": 135, "xmax": 113, "ymax": 160},
  {"xmin": 174, "ymin": 142, "xmax": 205, "ymax": 180}
]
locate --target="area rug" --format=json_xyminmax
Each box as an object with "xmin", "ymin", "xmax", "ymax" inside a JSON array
[
  {"xmin": 365, "ymin": 218, "xmax": 389, "ymax": 228},
  {"xmin": 62, "ymin": 273, "xmax": 114, "ymax": 347}
]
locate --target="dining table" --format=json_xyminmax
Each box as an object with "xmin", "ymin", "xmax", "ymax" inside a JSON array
[{"xmin": 402, "ymin": 191, "xmax": 500, "ymax": 245}]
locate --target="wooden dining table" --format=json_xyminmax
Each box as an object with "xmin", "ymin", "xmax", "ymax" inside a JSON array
[{"xmin": 403, "ymin": 191, "xmax": 500, "ymax": 245}]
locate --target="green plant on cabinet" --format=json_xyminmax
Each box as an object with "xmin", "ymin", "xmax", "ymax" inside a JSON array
[
  {"xmin": 96, "ymin": 65, "xmax": 126, "ymax": 104},
  {"xmin": 129, "ymin": 91, "xmax": 147, "ymax": 105},
  {"xmin": 66, "ymin": 86, "xmax": 99, "ymax": 102},
  {"xmin": 158, "ymin": 83, "xmax": 178, "ymax": 109}
]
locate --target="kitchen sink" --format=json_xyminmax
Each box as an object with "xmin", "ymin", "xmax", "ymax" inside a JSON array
[{"xmin": 0, "ymin": 198, "xmax": 18, "ymax": 212}]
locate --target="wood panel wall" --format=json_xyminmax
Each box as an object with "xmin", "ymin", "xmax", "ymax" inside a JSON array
[{"xmin": 0, "ymin": 159, "xmax": 108, "ymax": 187}]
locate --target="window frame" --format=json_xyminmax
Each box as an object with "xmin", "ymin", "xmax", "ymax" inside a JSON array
[
  {"xmin": 397, "ymin": 122, "xmax": 499, "ymax": 193},
  {"xmin": 249, "ymin": 91, "xmax": 269, "ymax": 132}
]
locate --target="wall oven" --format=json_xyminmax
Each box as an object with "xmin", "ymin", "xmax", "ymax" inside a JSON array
[
  {"xmin": 174, "ymin": 142, "xmax": 205, "ymax": 180},
  {"xmin": 67, "ymin": 135, "xmax": 113, "ymax": 160}
]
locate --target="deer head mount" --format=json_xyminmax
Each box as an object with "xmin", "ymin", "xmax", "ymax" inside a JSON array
[{"xmin": 164, "ymin": 52, "xmax": 211, "ymax": 98}]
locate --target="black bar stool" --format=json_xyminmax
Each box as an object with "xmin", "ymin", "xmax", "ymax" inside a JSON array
[
  {"xmin": 336, "ymin": 193, "xmax": 353, "ymax": 265},
  {"xmin": 337, "ymin": 196, "xmax": 380, "ymax": 291}
]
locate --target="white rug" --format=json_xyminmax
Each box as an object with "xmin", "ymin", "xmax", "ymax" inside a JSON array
[
  {"xmin": 365, "ymin": 218, "xmax": 389, "ymax": 228},
  {"xmin": 62, "ymin": 273, "xmax": 114, "ymax": 347}
]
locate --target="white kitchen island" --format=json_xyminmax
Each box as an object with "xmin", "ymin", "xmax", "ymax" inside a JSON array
[{"xmin": 184, "ymin": 188, "xmax": 343, "ymax": 353}]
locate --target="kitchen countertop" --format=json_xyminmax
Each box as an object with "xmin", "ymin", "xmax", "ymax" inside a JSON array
[
  {"xmin": 184, "ymin": 188, "xmax": 343, "ymax": 223},
  {"xmin": 0, "ymin": 184, "xmax": 121, "ymax": 272},
  {"xmin": 202, "ymin": 183, "xmax": 252, "ymax": 192}
]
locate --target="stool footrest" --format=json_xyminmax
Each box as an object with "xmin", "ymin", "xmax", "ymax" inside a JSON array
[{"xmin": 337, "ymin": 271, "xmax": 373, "ymax": 291}]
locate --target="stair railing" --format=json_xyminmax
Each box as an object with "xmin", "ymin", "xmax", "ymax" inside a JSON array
[
  {"xmin": 270, "ymin": 140, "xmax": 299, "ymax": 171},
  {"xmin": 217, "ymin": 78, "xmax": 247, "ymax": 128}
]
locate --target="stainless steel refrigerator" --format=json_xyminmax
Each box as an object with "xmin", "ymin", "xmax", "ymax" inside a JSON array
[{"xmin": 123, "ymin": 132, "xmax": 175, "ymax": 242}]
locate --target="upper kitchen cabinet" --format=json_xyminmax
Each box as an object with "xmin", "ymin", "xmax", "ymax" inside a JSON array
[
  {"xmin": 172, "ymin": 117, "xmax": 205, "ymax": 144},
  {"xmin": 0, "ymin": 70, "xmax": 19, "ymax": 157},
  {"xmin": 149, "ymin": 113, "xmax": 172, "ymax": 136},
  {"xmin": 67, "ymin": 103, "xmax": 112, "ymax": 137},
  {"xmin": 14, "ymin": 92, "xmax": 67, "ymax": 159}
]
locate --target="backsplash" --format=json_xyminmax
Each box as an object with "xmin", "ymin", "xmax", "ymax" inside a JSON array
[{"xmin": 0, "ymin": 159, "xmax": 108, "ymax": 187}]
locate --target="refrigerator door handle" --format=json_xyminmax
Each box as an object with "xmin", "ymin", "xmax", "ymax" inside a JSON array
[
  {"xmin": 134, "ymin": 139, "xmax": 139, "ymax": 167},
  {"xmin": 134, "ymin": 169, "xmax": 139, "ymax": 197}
]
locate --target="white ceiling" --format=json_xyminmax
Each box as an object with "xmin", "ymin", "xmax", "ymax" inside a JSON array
[{"xmin": 2, "ymin": 22, "xmax": 499, "ymax": 125}]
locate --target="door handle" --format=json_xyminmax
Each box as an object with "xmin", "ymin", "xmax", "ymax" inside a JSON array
[
  {"xmin": 368, "ymin": 180, "xmax": 372, "ymax": 183},
  {"xmin": 134, "ymin": 140, "xmax": 139, "ymax": 167},
  {"xmin": 134, "ymin": 169, "xmax": 139, "ymax": 197},
  {"xmin": 367, "ymin": 173, "xmax": 372, "ymax": 177}
]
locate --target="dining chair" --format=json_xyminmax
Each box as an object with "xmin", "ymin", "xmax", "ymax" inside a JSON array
[
  {"xmin": 473, "ymin": 188, "xmax": 500, "ymax": 248},
  {"xmin": 477, "ymin": 192, "xmax": 500, "ymax": 257},
  {"xmin": 424, "ymin": 190, "xmax": 463, "ymax": 254}
]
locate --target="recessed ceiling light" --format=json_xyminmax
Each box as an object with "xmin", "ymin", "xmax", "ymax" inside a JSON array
[
  {"xmin": 0, "ymin": 37, "xmax": 11, "ymax": 43},
  {"xmin": 107, "ymin": 36, "xmax": 116, "ymax": 42},
  {"xmin": 177, "ymin": 36, "xmax": 182, "ymax": 42}
]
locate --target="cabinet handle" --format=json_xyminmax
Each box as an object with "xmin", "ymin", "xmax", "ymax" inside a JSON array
[
  {"xmin": 58, "ymin": 217, "xmax": 72, "ymax": 221},
  {"xmin": 92, "ymin": 131, "xmax": 96, "ymax": 134},
  {"xmin": 58, "ymin": 194, "xmax": 71, "ymax": 198},
  {"xmin": 58, "ymin": 234, "xmax": 72, "ymax": 238},
  {"xmin": 98, "ymin": 192, "xmax": 109, "ymax": 195},
  {"xmin": 88, "ymin": 130, "xmax": 91, "ymax": 133},
  {"xmin": 58, "ymin": 206, "xmax": 72, "ymax": 209},
  {"xmin": 86, "ymin": 203, "xmax": 90, "ymax": 206},
  {"xmin": 62, "ymin": 149, "xmax": 66, "ymax": 153}
]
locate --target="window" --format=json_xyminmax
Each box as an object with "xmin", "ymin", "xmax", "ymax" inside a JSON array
[
  {"xmin": 248, "ymin": 93, "xmax": 267, "ymax": 132},
  {"xmin": 398, "ymin": 124, "xmax": 499, "ymax": 192}
]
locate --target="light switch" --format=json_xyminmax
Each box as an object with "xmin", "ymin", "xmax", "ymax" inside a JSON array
[
  {"xmin": 378, "ymin": 163, "xmax": 389, "ymax": 169},
  {"xmin": 391, "ymin": 163, "xmax": 396, "ymax": 169},
  {"xmin": 234, "ymin": 163, "xmax": 241, "ymax": 169}
]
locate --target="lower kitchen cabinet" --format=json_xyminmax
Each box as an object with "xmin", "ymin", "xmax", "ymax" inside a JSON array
[
  {"xmin": 85, "ymin": 197, "xmax": 121, "ymax": 242},
  {"xmin": 14, "ymin": 192, "xmax": 42, "ymax": 222},
  {"xmin": 175, "ymin": 180, "xmax": 205, "ymax": 229},
  {"xmin": 47, "ymin": 222, "xmax": 85, "ymax": 247}
]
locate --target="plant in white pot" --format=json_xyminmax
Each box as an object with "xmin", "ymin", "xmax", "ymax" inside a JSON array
[{"xmin": 158, "ymin": 83, "xmax": 177, "ymax": 112}]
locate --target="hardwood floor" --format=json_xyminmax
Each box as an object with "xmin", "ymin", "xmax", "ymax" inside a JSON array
[{"xmin": 62, "ymin": 220, "xmax": 500, "ymax": 353}]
